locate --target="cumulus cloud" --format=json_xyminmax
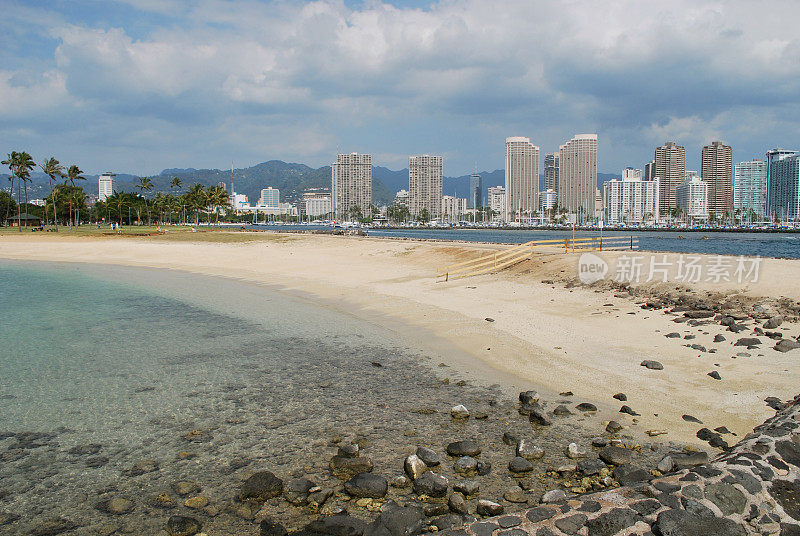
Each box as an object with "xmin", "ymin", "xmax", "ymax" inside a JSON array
[{"xmin": 1, "ymin": 0, "xmax": 800, "ymax": 175}]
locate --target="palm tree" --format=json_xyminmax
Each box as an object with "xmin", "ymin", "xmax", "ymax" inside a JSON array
[
  {"xmin": 207, "ymin": 184, "xmax": 229, "ymax": 225},
  {"xmin": 186, "ymin": 183, "xmax": 207, "ymax": 226},
  {"xmin": 65, "ymin": 165, "xmax": 86, "ymax": 226},
  {"xmin": 170, "ymin": 177, "xmax": 183, "ymax": 224},
  {"xmin": 135, "ymin": 177, "xmax": 154, "ymax": 225},
  {"xmin": 16, "ymin": 152, "xmax": 36, "ymax": 227},
  {"xmin": 1, "ymin": 152, "xmax": 17, "ymax": 226},
  {"xmin": 40, "ymin": 157, "xmax": 65, "ymax": 229}
]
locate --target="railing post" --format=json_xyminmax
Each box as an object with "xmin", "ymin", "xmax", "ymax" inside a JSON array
[
  {"xmin": 565, "ymin": 239, "xmax": 568, "ymax": 253},
  {"xmin": 630, "ymin": 236, "xmax": 633, "ymax": 250}
]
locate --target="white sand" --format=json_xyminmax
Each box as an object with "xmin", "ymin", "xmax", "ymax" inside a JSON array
[{"xmin": 2, "ymin": 231, "xmax": 798, "ymax": 447}]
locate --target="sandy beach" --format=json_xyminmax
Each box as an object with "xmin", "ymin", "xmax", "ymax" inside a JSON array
[{"xmin": 1, "ymin": 230, "xmax": 798, "ymax": 448}]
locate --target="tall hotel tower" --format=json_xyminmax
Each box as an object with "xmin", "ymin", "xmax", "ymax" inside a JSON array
[
  {"xmin": 332, "ymin": 153, "xmax": 372, "ymax": 221},
  {"xmin": 654, "ymin": 142, "xmax": 686, "ymax": 214},
  {"xmin": 505, "ymin": 137, "xmax": 540, "ymax": 222},
  {"xmin": 408, "ymin": 155, "xmax": 443, "ymax": 218},
  {"xmin": 558, "ymin": 134, "xmax": 598, "ymax": 219},
  {"xmin": 701, "ymin": 141, "xmax": 733, "ymax": 219}
]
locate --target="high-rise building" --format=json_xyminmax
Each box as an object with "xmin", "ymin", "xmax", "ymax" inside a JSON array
[
  {"xmin": 733, "ymin": 160, "xmax": 768, "ymax": 219},
  {"xmin": 643, "ymin": 161, "xmax": 655, "ymax": 181},
  {"xmin": 603, "ymin": 171, "xmax": 660, "ymax": 224},
  {"xmin": 505, "ymin": 137, "xmax": 540, "ymax": 221},
  {"xmin": 544, "ymin": 152, "xmax": 560, "ymax": 193},
  {"xmin": 98, "ymin": 172, "xmax": 115, "ymax": 202},
  {"xmin": 654, "ymin": 142, "xmax": 686, "ymax": 215},
  {"xmin": 701, "ymin": 141, "xmax": 733, "ymax": 219},
  {"xmin": 766, "ymin": 149, "xmax": 800, "ymax": 221},
  {"xmin": 441, "ymin": 195, "xmax": 467, "ymax": 221},
  {"xmin": 258, "ymin": 187, "xmax": 280, "ymax": 207},
  {"xmin": 540, "ymin": 189, "xmax": 557, "ymax": 212},
  {"xmin": 676, "ymin": 175, "xmax": 708, "ymax": 220},
  {"xmin": 488, "ymin": 186, "xmax": 506, "ymax": 221},
  {"xmin": 469, "ymin": 173, "xmax": 482, "ymax": 209},
  {"xmin": 558, "ymin": 134, "xmax": 598, "ymax": 220},
  {"xmin": 332, "ymin": 153, "xmax": 372, "ymax": 221},
  {"xmin": 408, "ymin": 155, "xmax": 443, "ymax": 217}
]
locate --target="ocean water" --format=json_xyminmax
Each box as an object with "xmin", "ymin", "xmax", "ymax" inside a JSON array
[
  {"xmin": 0, "ymin": 261, "xmax": 613, "ymax": 535},
  {"xmin": 250, "ymin": 225, "xmax": 800, "ymax": 259}
]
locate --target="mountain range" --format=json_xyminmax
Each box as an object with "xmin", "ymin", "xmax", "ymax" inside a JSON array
[{"xmin": 1, "ymin": 161, "xmax": 618, "ymax": 206}]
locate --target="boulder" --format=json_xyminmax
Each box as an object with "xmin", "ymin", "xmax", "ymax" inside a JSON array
[
  {"xmin": 412, "ymin": 472, "xmax": 448, "ymax": 498},
  {"xmin": 576, "ymin": 402, "xmax": 598, "ymax": 412},
  {"xmin": 306, "ymin": 514, "xmax": 368, "ymax": 536},
  {"xmin": 448, "ymin": 492, "xmax": 467, "ymax": 514},
  {"xmin": 653, "ymin": 509, "xmax": 746, "ymax": 536},
  {"xmin": 476, "ymin": 500, "xmax": 503, "ymax": 516},
  {"xmin": 508, "ymin": 457, "xmax": 533, "ymax": 474},
  {"xmin": 519, "ymin": 391, "xmax": 539, "ymax": 405},
  {"xmin": 613, "ymin": 464, "xmax": 651, "ymax": 486},
  {"xmin": 775, "ymin": 339, "xmax": 800, "ymax": 353},
  {"xmin": 453, "ymin": 456, "xmax": 478, "ymax": 476},
  {"xmin": 239, "ymin": 471, "xmax": 283, "ymax": 501},
  {"xmin": 529, "ymin": 407, "xmax": 552, "ymax": 426},
  {"xmin": 606, "ymin": 421, "xmax": 623, "ymax": 434},
  {"xmin": 344, "ymin": 473, "xmax": 388, "ymax": 499},
  {"xmin": 404, "ymin": 455, "xmax": 428, "ymax": 480},
  {"xmin": 641, "ymin": 360, "xmax": 664, "ymax": 370},
  {"xmin": 166, "ymin": 516, "xmax": 202, "ymax": 536},
  {"xmin": 516, "ymin": 439, "xmax": 544, "ymax": 460},
  {"xmin": 734, "ymin": 337, "xmax": 762, "ymax": 347},
  {"xmin": 714, "ymin": 334, "xmax": 726, "ymax": 343},
  {"xmin": 446, "ymin": 441, "xmax": 481, "ymax": 457},
  {"xmin": 599, "ymin": 446, "xmax": 633, "ymax": 466},
  {"xmin": 415, "ymin": 447, "xmax": 440, "ymax": 467},
  {"xmin": 331, "ymin": 455, "xmax": 374, "ymax": 479},
  {"xmin": 764, "ymin": 316, "xmax": 783, "ymax": 329}
]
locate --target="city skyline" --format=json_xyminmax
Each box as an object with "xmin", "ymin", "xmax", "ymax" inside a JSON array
[{"xmin": 2, "ymin": 1, "xmax": 800, "ymax": 177}]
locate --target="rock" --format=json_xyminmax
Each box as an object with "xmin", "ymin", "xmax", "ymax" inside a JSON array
[
  {"xmin": 566, "ymin": 443, "xmax": 586, "ymax": 459},
  {"xmin": 682, "ymin": 414, "xmax": 703, "ymax": 423},
  {"xmin": 640, "ymin": 360, "xmax": 664, "ymax": 370},
  {"xmin": 285, "ymin": 478, "xmax": 315, "ymax": 505},
  {"xmin": 123, "ymin": 459, "xmax": 159, "ymax": 476},
  {"xmin": 734, "ymin": 337, "xmax": 761, "ymax": 347},
  {"xmin": 390, "ymin": 476, "xmax": 410, "ymax": 488},
  {"xmin": 516, "ymin": 439, "xmax": 545, "ymax": 460},
  {"xmin": 665, "ymin": 332, "xmax": 681, "ymax": 338},
  {"xmin": 704, "ymin": 482, "xmax": 747, "ymax": 515},
  {"xmin": 585, "ymin": 508, "xmax": 641, "ymax": 536},
  {"xmin": 331, "ymin": 455, "xmax": 374, "ymax": 479},
  {"xmin": 657, "ymin": 456, "xmax": 674, "ymax": 474},
  {"xmin": 476, "ymin": 460, "xmax": 491, "ymax": 476},
  {"xmin": 166, "ymin": 516, "xmax": 202, "ymax": 536},
  {"xmin": 508, "ymin": 457, "xmax": 533, "ymax": 474},
  {"xmin": 345, "ymin": 473, "xmax": 388, "ymax": 498},
  {"xmin": 606, "ymin": 421, "xmax": 623, "ymax": 434},
  {"xmin": 654, "ymin": 509, "xmax": 746, "ymax": 536},
  {"xmin": 764, "ymin": 315, "xmax": 783, "ymax": 329},
  {"xmin": 591, "ymin": 437, "xmax": 608, "ymax": 448},
  {"xmin": 613, "ymin": 393, "xmax": 627, "ymax": 401},
  {"xmin": 453, "ymin": 480, "xmax": 480, "ymax": 496},
  {"xmin": 555, "ymin": 513, "xmax": 588, "ymax": 534},
  {"xmin": 308, "ymin": 488, "xmax": 334, "ymax": 508},
  {"xmin": 449, "ymin": 492, "xmax": 468, "ymax": 514},
  {"xmin": 519, "ymin": 391, "xmax": 540, "ymax": 405},
  {"xmin": 338, "ymin": 443, "xmax": 360, "ymax": 458},
  {"xmin": 553, "ymin": 404, "xmax": 573, "ymax": 416},
  {"xmin": 577, "ymin": 458, "xmax": 606, "ymax": 476},
  {"xmin": 619, "ymin": 405, "xmax": 639, "ymax": 416},
  {"xmin": 613, "ymin": 464, "xmax": 651, "ymax": 486},
  {"xmin": 184, "ymin": 496, "xmax": 208, "ymax": 509},
  {"xmin": 690, "ymin": 344, "xmax": 707, "ymax": 352},
  {"xmin": 684, "ymin": 310, "xmax": 714, "ymax": 319},
  {"xmin": 670, "ymin": 451, "xmax": 709, "ymax": 469},
  {"xmin": 576, "ymin": 402, "xmax": 598, "ymax": 412},
  {"xmin": 714, "ymin": 334, "xmax": 726, "ymax": 342},
  {"xmin": 450, "ymin": 405, "xmax": 470, "ymax": 420},
  {"xmin": 453, "ymin": 456, "xmax": 478, "ymax": 476},
  {"xmin": 707, "ymin": 371, "xmax": 722, "ymax": 380},
  {"xmin": 306, "ymin": 514, "xmax": 368, "ymax": 536},
  {"xmin": 412, "ymin": 471, "xmax": 449, "ymax": 498},
  {"xmin": 529, "ymin": 407, "xmax": 552, "ymax": 426},
  {"xmin": 29, "ymin": 517, "xmax": 79, "ymax": 536},
  {"xmin": 0, "ymin": 511, "xmax": 20, "ymax": 526},
  {"xmin": 239, "ymin": 471, "xmax": 283, "ymax": 501},
  {"xmin": 404, "ymin": 455, "xmax": 428, "ymax": 480},
  {"xmin": 775, "ymin": 339, "xmax": 800, "ymax": 352},
  {"xmin": 476, "ymin": 500, "xmax": 503, "ymax": 516},
  {"xmin": 260, "ymin": 517, "xmax": 289, "ymax": 536},
  {"xmin": 541, "ymin": 489, "xmax": 567, "ymax": 504},
  {"xmin": 96, "ymin": 497, "xmax": 134, "ymax": 515},
  {"xmin": 68, "ymin": 443, "xmax": 102, "ymax": 455},
  {"xmin": 416, "ymin": 447, "xmax": 440, "ymax": 467},
  {"xmin": 502, "ymin": 432, "xmax": 520, "ymax": 445},
  {"xmin": 446, "ymin": 441, "xmax": 481, "ymax": 457},
  {"xmin": 599, "ymin": 446, "xmax": 633, "ymax": 466},
  {"xmin": 765, "ymin": 396, "xmax": 785, "ymax": 410},
  {"xmin": 172, "ymin": 481, "xmax": 201, "ymax": 497},
  {"xmin": 504, "ymin": 488, "xmax": 529, "ymax": 503}
]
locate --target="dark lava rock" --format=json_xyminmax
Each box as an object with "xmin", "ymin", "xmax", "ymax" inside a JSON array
[
  {"xmin": 446, "ymin": 441, "xmax": 481, "ymax": 457},
  {"xmin": 529, "ymin": 407, "xmax": 552, "ymax": 426},
  {"xmin": 502, "ymin": 432, "xmax": 520, "ymax": 445},
  {"xmin": 554, "ymin": 513, "xmax": 587, "ymax": 535},
  {"xmin": 453, "ymin": 456, "xmax": 478, "ymax": 476},
  {"xmin": 261, "ymin": 517, "xmax": 289, "ymax": 536},
  {"xmin": 285, "ymin": 478, "xmax": 315, "ymax": 505},
  {"xmin": 775, "ymin": 339, "xmax": 800, "ymax": 353},
  {"xmin": 166, "ymin": 516, "xmax": 202, "ymax": 536},
  {"xmin": 586, "ymin": 507, "xmax": 641, "ymax": 536},
  {"xmin": 653, "ymin": 509, "xmax": 745, "ymax": 536},
  {"xmin": 734, "ymin": 337, "xmax": 761, "ymax": 347},
  {"xmin": 606, "ymin": 421, "xmax": 623, "ymax": 434},
  {"xmin": 665, "ymin": 332, "xmax": 681, "ymax": 338},
  {"xmin": 306, "ymin": 514, "xmax": 367, "ymax": 536},
  {"xmin": 330, "ymin": 455, "xmax": 374, "ymax": 479},
  {"xmin": 770, "ymin": 480, "xmax": 800, "ymax": 521},
  {"xmin": 684, "ymin": 310, "xmax": 714, "ymax": 319},
  {"xmin": 599, "ymin": 445, "xmax": 633, "ymax": 466},
  {"xmin": 714, "ymin": 334, "xmax": 726, "ymax": 342},
  {"xmin": 553, "ymin": 404, "xmax": 573, "ymax": 416},
  {"xmin": 766, "ymin": 397, "xmax": 786, "ymax": 411},
  {"xmin": 413, "ymin": 471, "xmax": 448, "ymax": 498},
  {"xmin": 576, "ymin": 402, "xmax": 598, "ymax": 412},
  {"xmin": 526, "ymin": 507, "xmax": 557, "ymax": 523},
  {"xmin": 682, "ymin": 414, "xmax": 703, "ymax": 424},
  {"xmin": 239, "ymin": 471, "xmax": 283, "ymax": 501},
  {"xmin": 704, "ymin": 482, "xmax": 747, "ymax": 515},
  {"xmin": 619, "ymin": 405, "xmax": 639, "ymax": 416},
  {"xmin": 508, "ymin": 457, "xmax": 533, "ymax": 474},
  {"xmin": 345, "ymin": 473, "xmax": 388, "ymax": 498},
  {"xmin": 448, "ymin": 492, "xmax": 467, "ymax": 514},
  {"xmin": 613, "ymin": 464, "xmax": 651, "ymax": 486},
  {"xmin": 641, "ymin": 360, "xmax": 664, "ymax": 370},
  {"xmin": 613, "ymin": 393, "xmax": 627, "ymax": 401},
  {"xmin": 577, "ymin": 458, "xmax": 606, "ymax": 476},
  {"xmin": 364, "ymin": 501, "xmax": 426, "ymax": 536},
  {"xmin": 519, "ymin": 391, "xmax": 540, "ymax": 405},
  {"xmin": 707, "ymin": 371, "xmax": 721, "ymax": 380},
  {"xmin": 29, "ymin": 517, "xmax": 79, "ymax": 536},
  {"xmin": 416, "ymin": 447, "xmax": 440, "ymax": 466},
  {"xmin": 670, "ymin": 451, "xmax": 709, "ymax": 469},
  {"xmin": 727, "ymin": 323, "xmax": 747, "ymax": 333},
  {"xmin": 476, "ymin": 460, "xmax": 491, "ymax": 476},
  {"xmin": 476, "ymin": 500, "xmax": 503, "ymax": 516},
  {"xmin": 764, "ymin": 316, "xmax": 783, "ymax": 329},
  {"xmin": 775, "ymin": 439, "xmax": 800, "ymax": 467}
]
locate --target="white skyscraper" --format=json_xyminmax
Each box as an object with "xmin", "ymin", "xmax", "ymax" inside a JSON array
[
  {"xmin": 559, "ymin": 134, "xmax": 598, "ymax": 221},
  {"xmin": 408, "ymin": 155, "xmax": 443, "ymax": 218},
  {"xmin": 505, "ymin": 137, "xmax": 540, "ymax": 222},
  {"xmin": 603, "ymin": 170, "xmax": 660, "ymax": 224},
  {"xmin": 733, "ymin": 160, "xmax": 768, "ymax": 219},
  {"xmin": 676, "ymin": 175, "xmax": 709, "ymax": 220},
  {"xmin": 332, "ymin": 153, "xmax": 372, "ymax": 221},
  {"xmin": 98, "ymin": 172, "xmax": 115, "ymax": 202}
]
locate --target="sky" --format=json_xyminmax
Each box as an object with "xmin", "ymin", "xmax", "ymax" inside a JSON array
[{"xmin": 1, "ymin": 0, "xmax": 800, "ymax": 177}]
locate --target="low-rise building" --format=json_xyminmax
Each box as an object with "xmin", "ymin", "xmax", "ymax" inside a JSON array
[
  {"xmin": 488, "ymin": 186, "xmax": 506, "ymax": 221},
  {"xmin": 676, "ymin": 175, "xmax": 708, "ymax": 220},
  {"xmin": 441, "ymin": 195, "xmax": 467, "ymax": 221}
]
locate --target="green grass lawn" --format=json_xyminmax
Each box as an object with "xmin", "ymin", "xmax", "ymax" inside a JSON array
[{"xmin": 0, "ymin": 225, "xmax": 298, "ymax": 243}]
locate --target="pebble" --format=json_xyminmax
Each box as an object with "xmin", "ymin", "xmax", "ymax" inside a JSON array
[
  {"xmin": 516, "ymin": 439, "xmax": 545, "ymax": 460},
  {"xmin": 612, "ymin": 393, "xmax": 627, "ymax": 401},
  {"xmin": 451, "ymin": 405, "xmax": 470, "ymax": 420},
  {"xmin": 566, "ymin": 443, "xmax": 586, "ymax": 459},
  {"xmin": 404, "ymin": 454, "xmax": 428, "ymax": 480},
  {"xmin": 476, "ymin": 499, "xmax": 504, "ymax": 516},
  {"xmin": 416, "ymin": 446, "xmax": 440, "ymax": 466},
  {"xmin": 640, "ymin": 360, "xmax": 664, "ymax": 370}
]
